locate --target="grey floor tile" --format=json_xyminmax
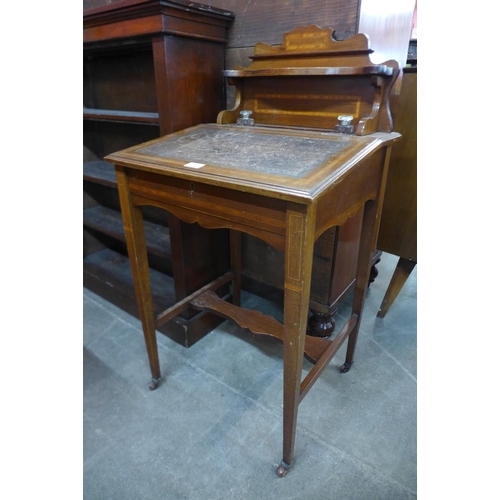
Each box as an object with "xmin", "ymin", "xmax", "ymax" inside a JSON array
[{"xmin": 83, "ymin": 251, "xmax": 417, "ymax": 499}]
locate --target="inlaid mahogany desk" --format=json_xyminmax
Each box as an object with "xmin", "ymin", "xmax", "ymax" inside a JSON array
[
  {"xmin": 105, "ymin": 121, "xmax": 399, "ymax": 475},
  {"xmin": 105, "ymin": 26, "xmax": 401, "ymax": 476}
]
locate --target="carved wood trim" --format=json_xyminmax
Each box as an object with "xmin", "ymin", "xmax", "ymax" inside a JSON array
[
  {"xmin": 190, "ymin": 290, "xmax": 332, "ymax": 364},
  {"xmin": 218, "ymin": 25, "xmax": 400, "ymax": 136}
]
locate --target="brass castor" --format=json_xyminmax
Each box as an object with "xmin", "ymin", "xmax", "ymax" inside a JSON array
[
  {"xmin": 276, "ymin": 461, "xmax": 290, "ymax": 477},
  {"xmin": 148, "ymin": 377, "xmax": 161, "ymax": 390},
  {"xmin": 339, "ymin": 361, "xmax": 353, "ymax": 373}
]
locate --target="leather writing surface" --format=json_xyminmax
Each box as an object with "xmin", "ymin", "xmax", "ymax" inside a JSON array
[{"xmin": 135, "ymin": 126, "xmax": 350, "ymax": 178}]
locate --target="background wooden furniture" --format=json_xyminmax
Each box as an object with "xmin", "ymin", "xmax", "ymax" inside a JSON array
[
  {"xmin": 376, "ymin": 64, "xmax": 417, "ymax": 317},
  {"xmin": 83, "ymin": 0, "xmax": 235, "ymax": 346}
]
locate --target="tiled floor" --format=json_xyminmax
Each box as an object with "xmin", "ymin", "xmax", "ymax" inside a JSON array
[{"xmin": 83, "ymin": 252, "xmax": 416, "ymax": 499}]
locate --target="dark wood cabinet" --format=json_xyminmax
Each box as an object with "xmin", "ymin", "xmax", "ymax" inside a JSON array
[
  {"xmin": 376, "ymin": 65, "xmax": 417, "ymax": 317},
  {"xmin": 83, "ymin": 0, "xmax": 234, "ymax": 346}
]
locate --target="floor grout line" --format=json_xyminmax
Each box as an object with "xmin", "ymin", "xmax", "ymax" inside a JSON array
[{"xmin": 369, "ymin": 337, "xmax": 417, "ymax": 383}]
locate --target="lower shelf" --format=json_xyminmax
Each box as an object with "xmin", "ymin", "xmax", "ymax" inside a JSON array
[
  {"xmin": 83, "ymin": 248, "xmax": 226, "ymax": 347},
  {"xmin": 83, "ymin": 205, "xmax": 172, "ymax": 265}
]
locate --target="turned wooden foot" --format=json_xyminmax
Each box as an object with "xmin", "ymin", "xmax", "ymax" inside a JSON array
[{"xmin": 307, "ymin": 309, "xmax": 336, "ymax": 338}]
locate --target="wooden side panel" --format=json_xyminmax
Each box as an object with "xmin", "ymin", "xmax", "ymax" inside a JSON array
[
  {"xmin": 240, "ymin": 76, "xmax": 375, "ymax": 130},
  {"xmin": 153, "ymin": 35, "xmax": 227, "ymax": 134},
  {"xmin": 309, "ymin": 210, "xmax": 363, "ymax": 309},
  {"xmin": 376, "ymin": 70, "xmax": 417, "ymax": 261},
  {"xmin": 241, "ymin": 234, "xmax": 284, "ymax": 290}
]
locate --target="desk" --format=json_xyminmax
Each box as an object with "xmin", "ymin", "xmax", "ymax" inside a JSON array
[{"xmin": 105, "ymin": 122, "xmax": 399, "ymax": 476}]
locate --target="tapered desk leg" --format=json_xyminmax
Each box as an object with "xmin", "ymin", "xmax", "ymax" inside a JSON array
[
  {"xmin": 115, "ymin": 167, "xmax": 162, "ymax": 390},
  {"xmin": 277, "ymin": 207, "xmax": 316, "ymax": 477},
  {"xmin": 340, "ymin": 200, "xmax": 379, "ymax": 373},
  {"xmin": 377, "ymin": 257, "xmax": 416, "ymax": 318}
]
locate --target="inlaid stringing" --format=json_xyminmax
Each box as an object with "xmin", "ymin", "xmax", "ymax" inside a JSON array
[{"xmin": 135, "ymin": 126, "xmax": 351, "ymax": 178}]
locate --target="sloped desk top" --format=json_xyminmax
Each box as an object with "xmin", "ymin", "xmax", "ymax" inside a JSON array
[{"xmin": 106, "ymin": 123, "xmax": 399, "ymax": 202}]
